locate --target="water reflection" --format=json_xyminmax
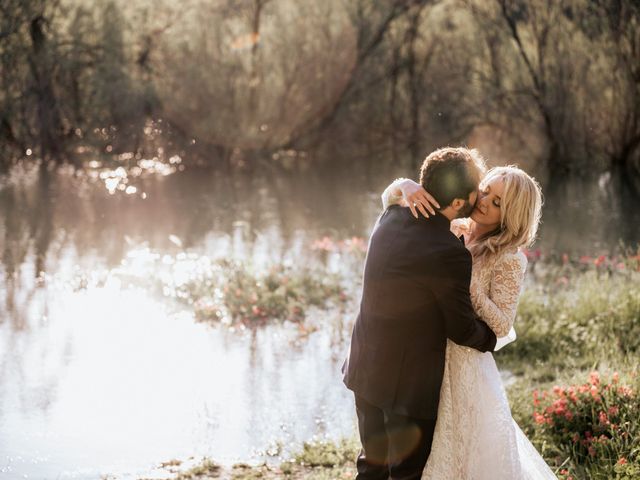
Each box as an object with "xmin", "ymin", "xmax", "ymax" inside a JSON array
[
  {"xmin": 0, "ymin": 272, "xmax": 356, "ymax": 479},
  {"xmin": 0, "ymin": 161, "xmax": 638, "ymax": 479}
]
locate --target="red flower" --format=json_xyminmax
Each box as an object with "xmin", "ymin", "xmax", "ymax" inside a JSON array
[
  {"xmin": 594, "ymin": 255, "xmax": 607, "ymax": 267},
  {"xmin": 617, "ymin": 457, "xmax": 628, "ymax": 465}
]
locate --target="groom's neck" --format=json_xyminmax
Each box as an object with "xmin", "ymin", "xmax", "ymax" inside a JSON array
[{"xmin": 438, "ymin": 207, "xmax": 457, "ymax": 223}]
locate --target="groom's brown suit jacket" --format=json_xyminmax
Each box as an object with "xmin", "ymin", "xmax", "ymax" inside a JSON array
[{"xmin": 343, "ymin": 205, "xmax": 497, "ymax": 420}]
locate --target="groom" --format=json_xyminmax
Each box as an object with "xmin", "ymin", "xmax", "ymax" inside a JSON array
[{"xmin": 343, "ymin": 147, "xmax": 497, "ymax": 479}]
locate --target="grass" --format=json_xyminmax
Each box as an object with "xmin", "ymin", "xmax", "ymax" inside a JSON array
[{"xmin": 496, "ymin": 265, "xmax": 640, "ymax": 381}]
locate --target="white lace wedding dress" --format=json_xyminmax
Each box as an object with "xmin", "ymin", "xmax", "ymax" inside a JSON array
[
  {"xmin": 382, "ymin": 189, "xmax": 557, "ymax": 479},
  {"xmin": 422, "ymin": 232, "xmax": 556, "ymax": 479}
]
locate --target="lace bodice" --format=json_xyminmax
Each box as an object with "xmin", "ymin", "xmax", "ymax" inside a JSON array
[{"xmin": 469, "ymin": 250, "xmax": 527, "ymax": 337}]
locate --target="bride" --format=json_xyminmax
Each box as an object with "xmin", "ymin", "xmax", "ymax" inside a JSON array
[{"xmin": 382, "ymin": 165, "xmax": 557, "ymax": 479}]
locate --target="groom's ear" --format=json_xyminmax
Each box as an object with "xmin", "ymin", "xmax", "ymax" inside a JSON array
[{"xmin": 450, "ymin": 198, "xmax": 465, "ymax": 212}]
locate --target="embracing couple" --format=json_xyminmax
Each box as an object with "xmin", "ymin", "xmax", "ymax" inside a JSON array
[{"xmin": 343, "ymin": 147, "xmax": 557, "ymax": 479}]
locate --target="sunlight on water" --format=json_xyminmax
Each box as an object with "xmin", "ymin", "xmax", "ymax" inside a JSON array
[
  {"xmin": 89, "ymin": 154, "xmax": 183, "ymax": 195},
  {"xmin": 0, "ymin": 252, "xmax": 355, "ymax": 479}
]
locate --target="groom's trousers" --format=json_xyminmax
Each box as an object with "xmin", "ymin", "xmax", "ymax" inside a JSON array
[{"xmin": 354, "ymin": 394, "xmax": 436, "ymax": 480}]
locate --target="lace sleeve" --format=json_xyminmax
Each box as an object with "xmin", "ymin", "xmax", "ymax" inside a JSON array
[
  {"xmin": 381, "ymin": 178, "xmax": 408, "ymax": 210},
  {"xmin": 471, "ymin": 251, "xmax": 527, "ymax": 337}
]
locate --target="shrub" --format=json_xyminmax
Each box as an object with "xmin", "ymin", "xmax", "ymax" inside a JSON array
[
  {"xmin": 174, "ymin": 260, "xmax": 346, "ymax": 325},
  {"xmin": 528, "ymin": 371, "xmax": 640, "ymax": 479}
]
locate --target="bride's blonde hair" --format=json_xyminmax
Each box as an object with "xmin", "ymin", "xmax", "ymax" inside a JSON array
[{"xmin": 468, "ymin": 166, "xmax": 543, "ymax": 260}]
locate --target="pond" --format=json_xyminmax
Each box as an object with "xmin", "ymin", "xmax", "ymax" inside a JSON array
[{"xmin": 0, "ymin": 160, "xmax": 637, "ymax": 479}]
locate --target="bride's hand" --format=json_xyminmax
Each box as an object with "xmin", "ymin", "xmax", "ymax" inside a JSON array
[{"xmin": 397, "ymin": 179, "xmax": 440, "ymax": 219}]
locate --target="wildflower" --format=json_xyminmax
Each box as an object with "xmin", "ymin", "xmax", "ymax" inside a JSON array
[
  {"xmin": 594, "ymin": 255, "xmax": 607, "ymax": 267},
  {"xmin": 617, "ymin": 457, "xmax": 628, "ymax": 465},
  {"xmin": 588, "ymin": 446, "xmax": 596, "ymax": 457},
  {"xmin": 612, "ymin": 371, "xmax": 619, "ymax": 383},
  {"xmin": 617, "ymin": 385, "xmax": 633, "ymax": 396},
  {"xmin": 589, "ymin": 371, "xmax": 600, "ymax": 385},
  {"xmin": 533, "ymin": 412, "xmax": 545, "ymax": 424},
  {"xmin": 562, "ymin": 253, "xmax": 569, "ymax": 264},
  {"xmin": 571, "ymin": 433, "xmax": 580, "ymax": 443},
  {"xmin": 608, "ymin": 406, "xmax": 619, "ymax": 416},
  {"xmin": 598, "ymin": 411, "xmax": 609, "ymax": 425}
]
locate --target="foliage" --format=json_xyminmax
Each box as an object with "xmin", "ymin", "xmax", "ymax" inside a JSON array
[
  {"xmin": 511, "ymin": 371, "xmax": 640, "ymax": 480},
  {"xmin": 174, "ymin": 458, "xmax": 221, "ymax": 479},
  {"xmin": 495, "ymin": 252, "xmax": 640, "ymax": 380},
  {"xmin": 174, "ymin": 260, "xmax": 346, "ymax": 325},
  {"xmin": 2, "ymin": 0, "xmax": 639, "ymax": 193}
]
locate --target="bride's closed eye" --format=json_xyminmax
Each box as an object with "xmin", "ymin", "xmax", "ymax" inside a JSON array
[{"xmin": 481, "ymin": 189, "xmax": 501, "ymax": 208}]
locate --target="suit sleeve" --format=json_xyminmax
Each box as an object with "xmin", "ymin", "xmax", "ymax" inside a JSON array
[{"xmin": 432, "ymin": 245, "xmax": 497, "ymax": 352}]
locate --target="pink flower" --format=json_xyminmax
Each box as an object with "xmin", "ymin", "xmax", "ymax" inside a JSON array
[
  {"xmin": 598, "ymin": 411, "xmax": 609, "ymax": 425},
  {"xmin": 590, "ymin": 371, "xmax": 600, "ymax": 385},
  {"xmin": 617, "ymin": 457, "xmax": 628, "ymax": 465},
  {"xmin": 618, "ymin": 386, "xmax": 633, "ymax": 396}
]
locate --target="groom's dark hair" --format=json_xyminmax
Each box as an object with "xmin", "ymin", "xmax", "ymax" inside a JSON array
[{"xmin": 419, "ymin": 147, "xmax": 486, "ymax": 209}]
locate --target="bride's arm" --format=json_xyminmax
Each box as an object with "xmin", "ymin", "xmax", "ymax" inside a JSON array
[
  {"xmin": 381, "ymin": 178, "xmax": 440, "ymax": 218},
  {"xmin": 381, "ymin": 178, "xmax": 407, "ymax": 210},
  {"xmin": 471, "ymin": 252, "xmax": 527, "ymax": 338}
]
